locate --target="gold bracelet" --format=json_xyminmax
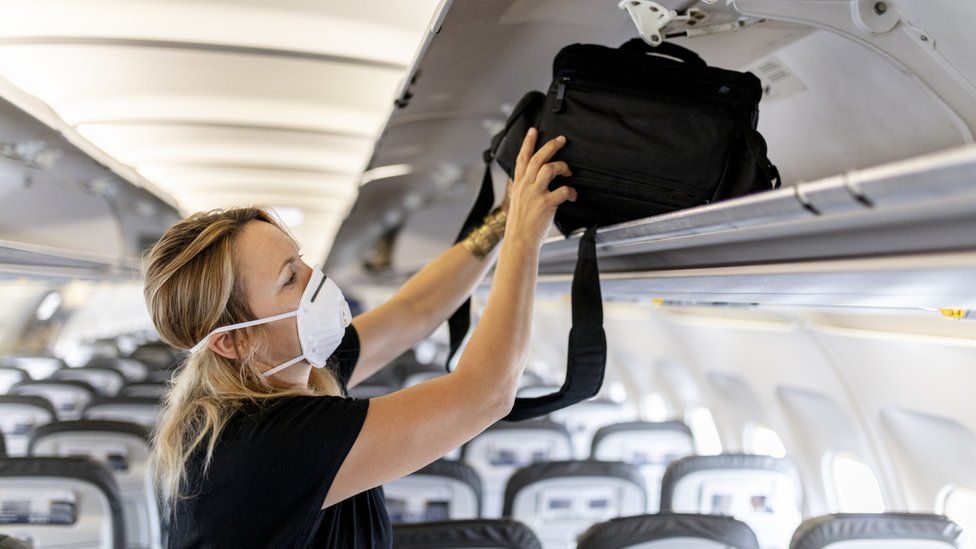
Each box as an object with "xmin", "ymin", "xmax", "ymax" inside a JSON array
[{"xmin": 461, "ymin": 207, "xmax": 507, "ymax": 259}]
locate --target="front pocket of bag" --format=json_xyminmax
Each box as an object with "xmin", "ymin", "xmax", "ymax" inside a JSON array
[{"xmin": 541, "ymin": 81, "xmax": 738, "ymax": 197}]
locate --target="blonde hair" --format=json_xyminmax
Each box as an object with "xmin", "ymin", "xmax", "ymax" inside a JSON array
[{"xmin": 143, "ymin": 206, "xmax": 341, "ymax": 507}]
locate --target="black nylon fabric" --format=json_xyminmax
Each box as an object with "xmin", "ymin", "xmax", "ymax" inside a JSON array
[{"xmin": 445, "ymin": 39, "xmax": 779, "ymax": 422}]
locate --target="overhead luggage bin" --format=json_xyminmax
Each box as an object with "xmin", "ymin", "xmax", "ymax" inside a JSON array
[{"xmin": 528, "ymin": 146, "xmax": 976, "ymax": 309}]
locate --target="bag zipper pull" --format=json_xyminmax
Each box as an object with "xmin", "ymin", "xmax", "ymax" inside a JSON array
[{"xmin": 553, "ymin": 77, "xmax": 570, "ymax": 113}]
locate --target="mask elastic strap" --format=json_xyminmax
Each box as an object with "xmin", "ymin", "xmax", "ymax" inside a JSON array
[
  {"xmin": 189, "ymin": 310, "xmax": 299, "ymax": 354},
  {"xmin": 260, "ymin": 354, "xmax": 307, "ymax": 379}
]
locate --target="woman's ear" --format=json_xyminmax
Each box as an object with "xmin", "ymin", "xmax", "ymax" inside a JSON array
[{"xmin": 207, "ymin": 332, "xmax": 244, "ymax": 360}]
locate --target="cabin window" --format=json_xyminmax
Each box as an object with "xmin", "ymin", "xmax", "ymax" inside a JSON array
[
  {"xmin": 744, "ymin": 423, "xmax": 786, "ymax": 458},
  {"xmin": 686, "ymin": 407, "xmax": 722, "ymax": 455},
  {"xmin": 825, "ymin": 453, "xmax": 885, "ymax": 512},
  {"xmin": 939, "ymin": 485, "xmax": 976, "ymax": 538}
]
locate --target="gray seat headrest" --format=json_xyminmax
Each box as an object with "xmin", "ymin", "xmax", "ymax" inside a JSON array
[
  {"xmin": 502, "ymin": 460, "xmax": 645, "ymax": 516},
  {"xmin": 0, "ymin": 456, "xmax": 126, "ymax": 548},
  {"xmin": 578, "ymin": 512, "xmax": 761, "ymax": 549},
  {"xmin": 28, "ymin": 419, "xmax": 150, "ymax": 454},
  {"xmin": 789, "ymin": 513, "xmax": 964, "ymax": 549},
  {"xmin": 392, "ymin": 518, "xmax": 543, "ymax": 548},
  {"xmin": 660, "ymin": 454, "xmax": 797, "ymax": 511}
]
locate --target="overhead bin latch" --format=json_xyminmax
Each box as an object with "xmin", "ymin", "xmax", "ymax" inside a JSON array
[{"xmin": 618, "ymin": 0, "xmax": 712, "ymax": 46}]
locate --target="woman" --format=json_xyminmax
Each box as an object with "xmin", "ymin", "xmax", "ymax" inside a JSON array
[{"xmin": 144, "ymin": 128, "xmax": 576, "ymax": 547}]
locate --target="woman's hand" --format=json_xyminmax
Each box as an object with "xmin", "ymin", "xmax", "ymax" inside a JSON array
[{"xmin": 503, "ymin": 128, "xmax": 577, "ymax": 248}]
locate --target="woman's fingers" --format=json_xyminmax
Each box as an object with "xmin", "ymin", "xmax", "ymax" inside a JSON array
[
  {"xmin": 514, "ymin": 128, "xmax": 538, "ymax": 183},
  {"xmin": 525, "ymin": 135, "xmax": 567, "ymax": 180},
  {"xmin": 548, "ymin": 185, "xmax": 579, "ymax": 206},
  {"xmin": 534, "ymin": 161, "xmax": 572, "ymax": 187}
]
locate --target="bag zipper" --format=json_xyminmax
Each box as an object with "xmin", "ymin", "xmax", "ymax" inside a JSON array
[{"xmin": 551, "ymin": 75, "xmax": 741, "ymax": 116}]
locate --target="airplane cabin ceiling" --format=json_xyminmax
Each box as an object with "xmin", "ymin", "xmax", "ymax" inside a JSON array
[{"xmin": 0, "ymin": 0, "xmax": 445, "ymax": 264}]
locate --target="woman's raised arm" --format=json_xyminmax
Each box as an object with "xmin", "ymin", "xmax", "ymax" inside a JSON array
[{"xmin": 324, "ymin": 130, "xmax": 577, "ymax": 507}]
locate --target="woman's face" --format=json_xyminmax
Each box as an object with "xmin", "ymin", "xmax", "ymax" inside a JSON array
[{"xmin": 233, "ymin": 219, "xmax": 312, "ymax": 385}]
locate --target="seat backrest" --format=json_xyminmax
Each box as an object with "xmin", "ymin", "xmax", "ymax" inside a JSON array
[
  {"xmin": 392, "ymin": 518, "xmax": 543, "ymax": 548},
  {"xmin": 86, "ymin": 358, "xmax": 150, "ymax": 384},
  {"xmin": 0, "ymin": 369, "xmax": 28, "ymax": 395},
  {"xmin": 51, "ymin": 368, "xmax": 126, "ymax": 397},
  {"xmin": 661, "ymin": 455, "xmax": 802, "ymax": 549},
  {"xmin": 385, "ymin": 459, "xmax": 482, "ymax": 523},
  {"xmin": 10, "ymin": 380, "xmax": 96, "ymax": 420},
  {"xmin": 0, "ymin": 456, "xmax": 125, "ymax": 549},
  {"xmin": 84, "ymin": 397, "xmax": 161, "ymax": 428},
  {"xmin": 789, "ymin": 513, "xmax": 964, "ymax": 549},
  {"xmin": 0, "ymin": 396, "xmax": 57, "ymax": 456},
  {"xmin": 550, "ymin": 399, "xmax": 638, "ymax": 458},
  {"xmin": 119, "ymin": 383, "xmax": 168, "ymax": 399},
  {"xmin": 578, "ymin": 513, "xmax": 761, "ymax": 549},
  {"xmin": 503, "ymin": 460, "xmax": 647, "ymax": 549},
  {"xmin": 462, "ymin": 420, "xmax": 574, "ymax": 518},
  {"xmin": 128, "ymin": 344, "xmax": 180, "ymax": 370},
  {"xmin": 591, "ymin": 421, "xmax": 696, "ymax": 512},
  {"xmin": 1, "ymin": 357, "xmax": 64, "ymax": 380},
  {"xmin": 29, "ymin": 421, "xmax": 159, "ymax": 549},
  {"xmin": 145, "ymin": 370, "xmax": 175, "ymax": 384}
]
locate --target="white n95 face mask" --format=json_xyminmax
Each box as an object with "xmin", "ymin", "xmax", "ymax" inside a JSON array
[{"xmin": 189, "ymin": 264, "xmax": 352, "ymax": 379}]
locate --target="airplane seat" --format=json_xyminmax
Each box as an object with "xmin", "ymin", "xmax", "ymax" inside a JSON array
[
  {"xmin": 119, "ymin": 383, "xmax": 168, "ymax": 399},
  {"xmin": 0, "ymin": 456, "xmax": 125, "ymax": 549},
  {"xmin": 0, "ymin": 396, "xmax": 57, "ymax": 456},
  {"xmin": 145, "ymin": 369, "xmax": 176, "ymax": 384},
  {"xmin": 789, "ymin": 513, "xmax": 965, "ymax": 549},
  {"xmin": 590, "ymin": 421, "xmax": 697, "ymax": 512},
  {"xmin": 1, "ymin": 356, "xmax": 65, "ymax": 380},
  {"xmin": 29, "ymin": 420, "xmax": 159, "ymax": 549},
  {"xmin": 502, "ymin": 460, "xmax": 647, "ymax": 549},
  {"xmin": 661, "ymin": 454, "xmax": 802, "ymax": 549},
  {"xmin": 461, "ymin": 420, "xmax": 574, "ymax": 518},
  {"xmin": 0, "ymin": 368, "xmax": 29, "ymax": 394},
  {"xmin": 384, "ymin": 459, "xmax": 482, "ymax": 523},
  {"xmin": 83, "ymin": 397, "xmax": 161, "ymax": 429},
  {"xmin": 86, "ymin": 357, "xmax": 150, "ymax": 384},
  {"xmin": 578, "ymin": 513, "xmax": 761, "ymax": 549},
  {"xmin": 550, "ymin": 398, "xmax": 639, "ymax": 458},
  {"xmin": 10, "ymin": 379, "xmax": 97, "ymax": 420},
  {"xmin": 51, "ymin": 367, "xmax": 126, "ymax": 397},
  {"xmin": 392, "ymin": 518, "xmax": 543, "ymax": 548},
  {"xmin": 128, "ymin": 343, "xmax": 182, "ymax": 370}
]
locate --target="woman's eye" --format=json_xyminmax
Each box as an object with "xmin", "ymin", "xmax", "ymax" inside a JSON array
[{"xmin": 286, "ymin": 272, "xmax": 296, "ymax": 286}]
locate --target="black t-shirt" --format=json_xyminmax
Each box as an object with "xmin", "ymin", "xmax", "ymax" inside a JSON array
[{"xmin": 169, "ymin": 324, "xmax": 392, "ymax": 548}]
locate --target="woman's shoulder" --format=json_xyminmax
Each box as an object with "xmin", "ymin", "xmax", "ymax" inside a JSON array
[{"xmin": 233, "ymin": 394, "xmax": 369, "ymax": 429}]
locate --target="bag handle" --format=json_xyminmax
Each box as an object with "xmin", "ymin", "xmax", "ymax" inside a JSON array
[
  {"xmin": 503, "ymin": 225, "xmax": 606, "ymax": 421},
  {"xmin": 619, "ymin": 38, "xmax": 707, "ymax": 67}
]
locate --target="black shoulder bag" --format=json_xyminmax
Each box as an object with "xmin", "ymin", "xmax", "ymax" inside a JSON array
[{"xmin": 447, "ymin": 39, "xmax": 780, "ymax": 422}]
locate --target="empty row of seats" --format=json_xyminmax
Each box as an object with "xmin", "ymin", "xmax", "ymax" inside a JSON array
[
  {"xmin": 0, "ymin": 418, "xmax": 161, "ymax": 548},
  {"xmin": 387, "ymin": 453, "xmax": 802, "ymax": 548},
  {"xmin": 0, "ymin": 394, "xmax": 161, "ymax": 455},
  {"xmin": 391, "ymin": 513, "xmax": 966, "ymax": 548}
]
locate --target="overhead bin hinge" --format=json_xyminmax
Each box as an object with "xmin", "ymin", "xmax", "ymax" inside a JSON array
[{"xmin": 618, "ymin": 0, "xmax": 710, "ymax": 46}]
